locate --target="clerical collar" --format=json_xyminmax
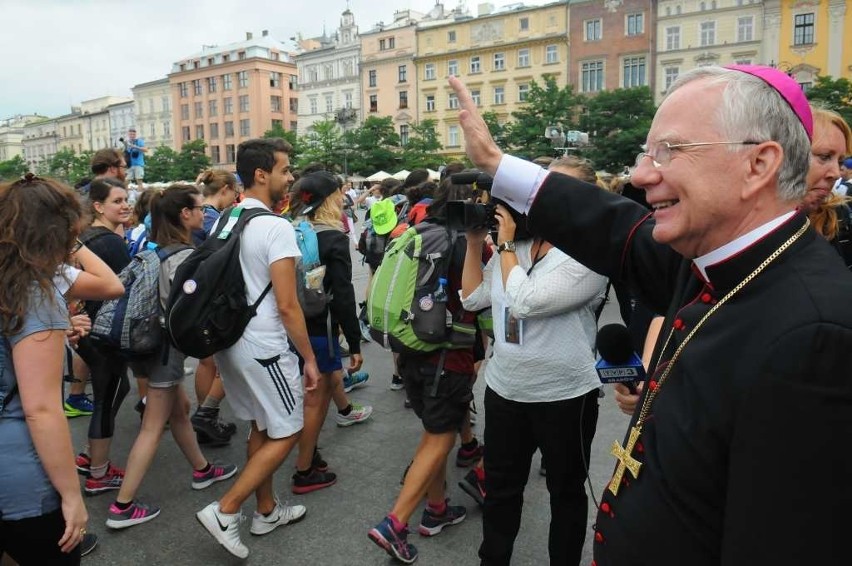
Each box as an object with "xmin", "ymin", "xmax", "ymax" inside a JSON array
[{"xmin": 693, "ymin": 210, "xmax": 797, "ymax": 283}]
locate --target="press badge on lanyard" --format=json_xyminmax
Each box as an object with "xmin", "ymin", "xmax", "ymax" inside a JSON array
[{"xmin": 503, "ymin": 247, "xmax": 547, "ymax": 346}]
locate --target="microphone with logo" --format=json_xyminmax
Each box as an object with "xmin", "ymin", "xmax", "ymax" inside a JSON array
[{"xmin": 595, "ymin": 324, "xmax": 645, "ymax": 394}]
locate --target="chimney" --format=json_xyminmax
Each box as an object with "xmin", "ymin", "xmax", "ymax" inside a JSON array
[
  {"xmin": 262, "ymin": 30, "xmax": 269, "ymax": 37},
  {"xmin": 246, "ymin": 32, "xmax": 253, "ymax": 40}
]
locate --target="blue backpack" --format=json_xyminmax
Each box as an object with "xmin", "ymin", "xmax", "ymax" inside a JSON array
[{"xmin": 292, "ymin": 220, "xmax": 331, "ymax": 318}]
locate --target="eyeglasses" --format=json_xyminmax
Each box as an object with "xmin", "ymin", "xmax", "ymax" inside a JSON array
[
  {"xmin": 634, "ymin": 141, "xmax": 761, "ymax": 169},
  {"xmin": 114, "ymin": 164, "xmax": 128, "ymax": 170}
]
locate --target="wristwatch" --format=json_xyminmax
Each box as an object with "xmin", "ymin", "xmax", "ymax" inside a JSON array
[{"xmin": 497, "ymin": 240, "xmax": 516, "ymax": 254}]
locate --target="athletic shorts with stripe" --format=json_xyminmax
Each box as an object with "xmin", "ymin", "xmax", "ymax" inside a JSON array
[{"xmin": 215, "ymin": 339, "xmax": 304, "ymax": 439}]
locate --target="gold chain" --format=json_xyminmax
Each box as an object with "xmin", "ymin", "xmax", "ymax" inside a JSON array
[{"xmin": 635, "ymin": 218, "xmax": 810, "ymax": 426}]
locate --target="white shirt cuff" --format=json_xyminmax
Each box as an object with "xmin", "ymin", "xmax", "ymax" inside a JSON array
[{"xmin": 492, "ymin": 155, "xmax": 548, "ymax": 214}]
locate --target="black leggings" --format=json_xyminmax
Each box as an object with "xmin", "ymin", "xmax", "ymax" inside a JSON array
[
  {"xmin": 76, "ymin": 337, "xmax": 129, "ymax": 440},
  {"xmin": 0, "ymin": 509, "xmax": 80, "ymax": 565}
]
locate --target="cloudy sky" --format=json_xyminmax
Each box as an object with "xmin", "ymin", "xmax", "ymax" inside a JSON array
[{"xmin": 1, "ymin": 0, "xmax": 554, "ymax": 119}]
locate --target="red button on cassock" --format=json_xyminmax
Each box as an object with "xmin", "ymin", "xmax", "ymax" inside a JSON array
[
  {"xmin": 600, "ymin": 502, "xmax": 611, "ymax": 513},
  {"xmin": 673, "ymin": 319, "xmax": 684, "ymax": 330},
  {"xmin": 648, "ymin": 380, "xmax": 658, "ymax": 391},
  {"xmin": 595, "ymin": 532, "xmax": 604, "ymax": 543},
  {"xmin": 701, "ymin": 293, "xmax": 712, "ymax": 303}
]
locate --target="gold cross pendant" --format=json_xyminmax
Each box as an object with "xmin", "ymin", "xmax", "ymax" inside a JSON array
[{"xmin": 608, "ymin": 425, "xmax": 643, "ymax": 496}]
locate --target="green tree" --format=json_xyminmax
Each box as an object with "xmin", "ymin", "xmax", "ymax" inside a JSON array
[
  {"xmin": 144, "ymin": 146, "xmax": 179, "ymax": 182},
  {"xmin": 263, "ymin": 124, "xmax": 301, "ymax": 161},
  {"xmin": 296, "ymin": 119, "xmax": 343, "ymax": 171},
  {"xmin": 507, "ymin": 75, "xmax": 584, "ymax": 158},
  {"xmin": 482, "ymin": 111, "xmax": 511, "ymax": 150},
  {"xmin": 0, "ymin": 155, "xmax": 29, "ymax": 181},
  {"xmin": 400, "ymin": 119, "xmax": 444, "ymax": 169},
  {"xmin": 805, "ymin": 75, "xmax": 852, "ymax": 126},
  {"xmin": 172, "ymin": 139, "xmax": 211, "ymax": 181},
  {"xmin": 42, "ymin": 148, "xmax": 92, "ymax": 184},
  {"xmin": 579, "ymin": 86, "xmax": 656, "ymax": 173},
  {"xmin": 346, "ymin": 115, "xmax": 401, "ymax": 174}
]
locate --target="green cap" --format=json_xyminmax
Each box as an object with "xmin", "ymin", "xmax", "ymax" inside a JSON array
[{"xmin": 370, "ymin": 198, "xmax": 397, "ymax": 235}]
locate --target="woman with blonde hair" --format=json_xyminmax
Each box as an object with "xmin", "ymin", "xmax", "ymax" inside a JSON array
[{"xmin": 804, "ymin": 106, "xmax": 852, "ymax": 268}]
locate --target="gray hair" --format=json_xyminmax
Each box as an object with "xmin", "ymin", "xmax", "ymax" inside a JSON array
[{"xmin": 667, "ymin": 66, "xmax": 810, "ymax": 202}]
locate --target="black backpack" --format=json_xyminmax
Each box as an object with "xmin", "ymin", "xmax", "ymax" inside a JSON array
[{"xmin": 165, "ymin": 206, "xmax": 278, "ymax": 358}]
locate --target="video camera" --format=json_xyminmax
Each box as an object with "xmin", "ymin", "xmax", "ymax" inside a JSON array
[
  {"xmin": 119, "ymin": 137, "xmax": 140, "ymax": 159},
  {"xmin": 446, "ymin": 170, "xmax": 496, "ymax": 232}
]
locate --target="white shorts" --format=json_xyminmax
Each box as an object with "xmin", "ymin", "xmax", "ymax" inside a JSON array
[{"xmin": 215, "ymin": 339, "xmax": 303, "ymax": 439}]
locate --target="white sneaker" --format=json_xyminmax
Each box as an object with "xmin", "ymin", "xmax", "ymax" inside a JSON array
[
  {"xmin": 249, "ymin": 502, "xmax": 307, "ymax": 536},
  {"xmin": 196, "ymin": 502, "xmax": 249, "ymax": 559},
  {"xmin": 335, "ymin": 402, "xmax": 373, "ymax": 427}
]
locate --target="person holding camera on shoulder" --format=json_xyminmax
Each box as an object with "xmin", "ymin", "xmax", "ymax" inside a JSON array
[
  {"xmin": 460, "ymin": 182, "xmax": 606, "ymax": 565},
  {"xmin": 121, "ymin": 128, "xmax": 148, "ymax": 190}
]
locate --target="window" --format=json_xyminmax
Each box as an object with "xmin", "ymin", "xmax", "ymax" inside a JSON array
[
  {"xmin": 666, "ymin": 26, "xmax": 681, "ymax": 50},
  {"xmin": 182, "ymin": 126, "xmax": 190, "ymax": 142},
  {"xmin": 309, "ymin": 97, "xmax": 318, "ymax": 114},
  {"xmin": 448, "ymin": 60, "xmax": 458, "ymax": 76},
  {"xmin": 793, "ymin": 13, "xmax": 814, "ymax": 45},
  {"xmin": 447, "ymin": 125, "xmax": 459, "ymax": 147},
  {"xmin": 699, "ymin": 1, "xmax": 706, "ymax": 10},
  {"xmin": 239, "ymin": 119, "xmax": 250, "ymax": 136},
  {"xmin": 195, "ymin": 125, "xmax": 204, "ymax": 139},
  {"xmin": 238, "ymin": 71, "xmax": 248, "ymax": 88},
  {"xmin": 290, "ymin": 98, "xmax": 298, "ymax": 112},
  {"xmin": 666, "ymin": 6, "xmax": 671, "ymax": 16},
  {"xmin": 545, "ymin": 45, "xmax": 558, "ymax": 64},
  {"xmin": 518, "ymin": 48, "xmax": 530, "ymax": 67},
  {"xmin": 664, "ymin": 67, "xmax": 680, "ymax": 91},
  {"xmin": 237, "ymin": 51, "xmax": 246, "ymax": 60},
  {"xmin": 210, "ymin": 123, "xmax": 219, "ymax": 139},
  {"xmin": 369, "ymin": 95, "xmax": 378, "ymax": 112},
  {"xmin": 448, "ymin": 93, "xmax": 459, "ymax": 109},
  {"xmin": 676, "ymin": 5, "xmax": 681, "ymax": 14},
  {"xmin": 388, "ymin": 37, "xmax": 395, "ymax": 49},
  {"xmin": 271, "ymin": 119, "xmax": 283, "ymax": 130},
  {"xmin": 325, "ymin": 94, "xmax": 333, "ymax": 113},
  {"xmin": 700, "ymin": 21, "xmax": 716, "ymax": 46},
  {"xmin": 324, "ymin": 64, "xmax": 334, "ymax": 80},
  {"xmin": 519, "ymin": 17, "xmax": 529, "ymax": 31},
  {"xmin": 470, "ymin": 56, "xmax": 481, "ymax": 74},
  {"xmin": 493, "ymin": 86, "xmax": 505, "ymax": 104},
  {"xmin": 368, "ymin": 70, "xmax": 377, "ymax": 87},
  {"xmin": 471, "ymin": 89, "xmax": 480, "ymax": 106},
  {"xmin": 399, "ymin": 65, "xmax": 407, "ymax": 82},
  {"xmin": 179, "ymin": 82, "xmax": 188, "ymax": 97},
  {"xmin": 163, "ymin": 121, "xmax": 170, "ymax": 137},
  {"xmin": 627, "ymin": 13, "xmax": 644, "ymax": 36},
  {"xmin": 308, "ymin": 66, "xmax": 318, "ymax": 82},
  {"xmin": 149, "ymin": 124, "xmax": 155, "ymax": 138},
  {"xmin": 209, "ymin": 99, "xmax": 218, "ymax": 117},
  {"xmin": 270, "ymin": 72, "xmax": 281, "ymax": 87},
  {"xmin": 400, "ymin": 124, "xmax": 409, "ymax": 146},
  {"xmin": 515, "ymin": 83, "xmax": 529, "ymax": 102},
  {"xmin": 737, "ymin": 16, "xmax": 753, "ymax": 42},
  {"xmin": 271, "ymin": 96, "xmax": 282, "ymax": 112},
  {"xmin": 193, "ymin": 80, "xmax": 202, "ymax": 95},
  {"xmin": 425, "ymin": 63, "xmax": 436, "ymax": 80},
  {"xmin": 581, "ymin": 60, "xmax": 604, "ymax": 93},
  {"xmin": 493, "ymin": 52, "xmax": 505, "ymax": 71},
  {"xmin": 181, "ymin": 104, "xmax": 189, "ymax": 120},
  {"xmin": 239, "ymin": 95, "xmax": 249, "ymax": 113},
  {"xmin": 207, "ymin": 77, "xmax": 217, "ymax": 93},
  {"xmin": 585, "ymin": 19, "xmax": 602, "ymax": 41},
  {"xmin": 344, "ymin": 91, "xmax": 353, "ymax": 108},
  {"xmin": 623, "ymin": 56, "xmax": 646, "ymax": 88},
  {"xmin": 162, "ymin": 96, "xmax": 170, "ymax": 111},
  {"xmin": 448, "ymin": 30, "xmax": 456, "ymax": 43},
  {"xmin": 194, "ymin": 101, "xmax": 203, "ymax": 119},
  {"xmin": 399, "ymin": 91, "xmax": 409, "ymax": 109},
  {"xmin": 425, "ymin": 94, "xmax": 436, "ymax": 112},
  {"xmin": 224, "ymin": 121, "xmax": 234, "ymax": 137},
  {"xmin": 223, "ymin": 97, "xmax": 233, "ymax": 115},
  {"xmin": 379, "ymin": 38, "xmax": 386, "ymax": 50},
  {"xmin": 225, "ymin": 144, "xmax": 235, "ymax": 163},
  {"xmin": 211, "ymin": 145, "xmax": 221, "ymax": 163},
  {"xmin": 223, "ymin": 74, "xmax": 232, "ymax": 90}
]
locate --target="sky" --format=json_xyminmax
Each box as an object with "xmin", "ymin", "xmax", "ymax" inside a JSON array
[{"xmin": 0, "ymin": 0, "xmax": 556, "ymax": 119}]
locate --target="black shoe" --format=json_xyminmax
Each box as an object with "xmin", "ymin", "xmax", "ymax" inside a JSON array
[
  {"xmin": 459, "ymin": 469, "xmax": 485, "ymax": 507},
  {"xmin": 218, "ymin": 416, "xmax": 237, "ymax": 436},
  {"xmin": 312, "ymin": 448, "xmax": 328, "ymax": 473},
  {"xmin": 134, "ymin": 398, "xmax": 146, "ymax": 421},
  {"xmin": 80, "ymin": 533, "xmax": 99, "ymax": 557},
  {"xmin": 404, "ymin": 398, "xmax": 412, "ymax": 409},
  {"xmin": 291, "ymin": 468, "xmax": 337, "ymax": 494},
  {"xmin": 192, "ymin": 408, "xmax": 231, "ymax": 446}
]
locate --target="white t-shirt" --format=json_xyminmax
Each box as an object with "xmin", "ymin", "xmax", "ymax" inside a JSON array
[
  {"xmin": 53, "ymin": 264, "xmax": 81, "ymax": 296},
  {"xmin": 235, "ymin": 198, "xmax": 301, "ymax": 352}
]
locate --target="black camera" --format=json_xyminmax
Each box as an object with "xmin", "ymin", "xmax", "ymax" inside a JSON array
[
  {"xmin": 449, "ymin": 170, "xmax": 493, "ymax": 189},
  {"xmin": 446, "ymin": 200, "xmax": 497, "ymax": 232}
]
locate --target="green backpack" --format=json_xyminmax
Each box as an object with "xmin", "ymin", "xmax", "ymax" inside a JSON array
[{"xmin": 367, "ymin": 221, "xmax": 475, "ymax": 354}]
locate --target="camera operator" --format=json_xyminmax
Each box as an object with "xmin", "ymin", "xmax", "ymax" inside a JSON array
[
  {"xmin": 120, "ymin": 128, "xmax": 147, "ymax": 190},
  {"xmin": 460, "ymin": 177, "xmax": 606, "ymax": 565}
]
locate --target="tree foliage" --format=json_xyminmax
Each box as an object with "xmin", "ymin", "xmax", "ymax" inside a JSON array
[
  {"xmin": 296, "ymin": 119, "xmax": 343, "ymax": 171},
  {"xmin": 579, "ymin": 86, "xmax": 656, "ymax": 173},
  {"xmin": 142, "ymin": 141, "xmax": 210, "ymax": 182},
  {"xmin": 263, "ymin": 124, "xmax": 301, "ymax": 162},
  {"xmin": 41, "ymin": 148, "xmax": 93, "ymax": 185},
  {"xmin": 400, "ymin": 120, "xmax": 444, "ymax": 170},
  {"xmin": 806, "ymin": 75, "xmax": 852, "ymax": 127},
  {"xmin": 346, "ymin": 115, "xmax": 401, "ymax": 174},
  {"xmin": 507, "ymin": 75, "xmax": 584, "ymax": 159},
  {"xmin": 0, "ymin": 155, "xmax": 29, "ymax": 181}
]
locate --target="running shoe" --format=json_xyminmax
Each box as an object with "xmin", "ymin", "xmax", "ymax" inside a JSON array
[
  {"xmin": 249, "ymin": 501, "xmax": 307, "ymax": 536},
  {"xmin": 192, "ymin": 462, "xmax": 238, "ymax": 490},
  {"xmin": 64, "ymin": 394, "xmax": 94, "ymax": 418},
  {"xmin": 196, "ymin": 502, "xmax": 248, "ymax": 559},
  {"xmin": 455, "ymin": 440, "xmax": 484, "ymax": 467},
  {"xmin": 105, "ymin": 500, "xmax": 161, "ymax": 529},
  {"xmin": 342, "ymin": 370, "xmax": 370, "ymax": 393},
  {"xmin": 335, "ymin": 403, "xmax": 373, "ymax": 427},
  {"xmin": 76, "ymin": 452, "xmax": 92, "ymax": 477},
  {"xmin": 80, "ymin": 532, "xmax": 98, "ymax": 557},
  {"xmin": 291, "ymin": 468, "xmax": 337, "ymax": 494},
  {"xmin": 390, "ymin": 374, "xmax": 405, "ymax": 391},
  {"xmin": 418, "ymin": 500, "xmax": 467, "ymax": 536},
  {"xmin": 458, "ymin": 469, "xmax": 486, "ymax": 507},
  {"xmin": 84, "ymin": 463, "xmax": 125, "ymax": 495},
  {"xmin": 368, "ymin": 516, "xmax": 418, "ymax": 564}
]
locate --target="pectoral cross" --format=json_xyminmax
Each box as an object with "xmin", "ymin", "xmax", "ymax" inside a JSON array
[{"xmin": 608, "ymin": 425, "xmax": 643, "ymax": 496}]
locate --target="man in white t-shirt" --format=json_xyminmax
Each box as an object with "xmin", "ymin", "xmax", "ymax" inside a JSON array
[{"xmin": 197, "ymin": 138, "xmax": 320, "ymax": 559}]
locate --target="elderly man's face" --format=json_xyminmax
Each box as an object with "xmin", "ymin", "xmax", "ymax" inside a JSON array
[{"xmin": 631, "ymin": 80, "xmax": 755, "ymax": 258}]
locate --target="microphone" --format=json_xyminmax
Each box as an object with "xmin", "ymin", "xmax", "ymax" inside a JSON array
[{"xmin": 595, "ymin": 324, "xmax": 644, "ymax": 394}]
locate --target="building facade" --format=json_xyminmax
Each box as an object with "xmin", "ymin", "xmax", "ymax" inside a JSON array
[
  {"xmin": 415, "ymin": 2, "xmax": 570, "ymax": 157},
  {"xmin": 132, "ymin": 78, "xmax": 174, "ymax": 150},
  {"xmin": 654, "ymin": 0, "xmax": 764, "ymax": 102},
  {"xmin": 764, "ymin": 0, "xmax": 851, "ymax": 89},
  {"xmin": 169, "ymin": 31, "xmax": 299, "ymax": 169},
  {"xmin": 0, "ymin": 114, "xmax": 47, "ymax": 162},
  {"xmin": 22, "ymin": 118, "xmax": 59, "ymax": 171},
  {"xmin": 360, "ymin": 11, "xmax": 424, "ymax": 146},
  {"xmin": 295, "ymin": 10, "xmax": 362, "ymax": 136},
  {"xmin": 108, "ymin": 100, "xmax": 136, "ymax": 148},
  {"xmin": 568, "ymin": 0, "xmax": 656, "ymax": 98}
]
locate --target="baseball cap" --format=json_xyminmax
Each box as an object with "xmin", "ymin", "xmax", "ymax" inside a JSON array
[
  {"xmin": 370, "ymin": 198, "xmax": 398, "ymax": 235},
  {"xmin": 298, "ymin": 171, "xmax": 339, "ymax": 215}
]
